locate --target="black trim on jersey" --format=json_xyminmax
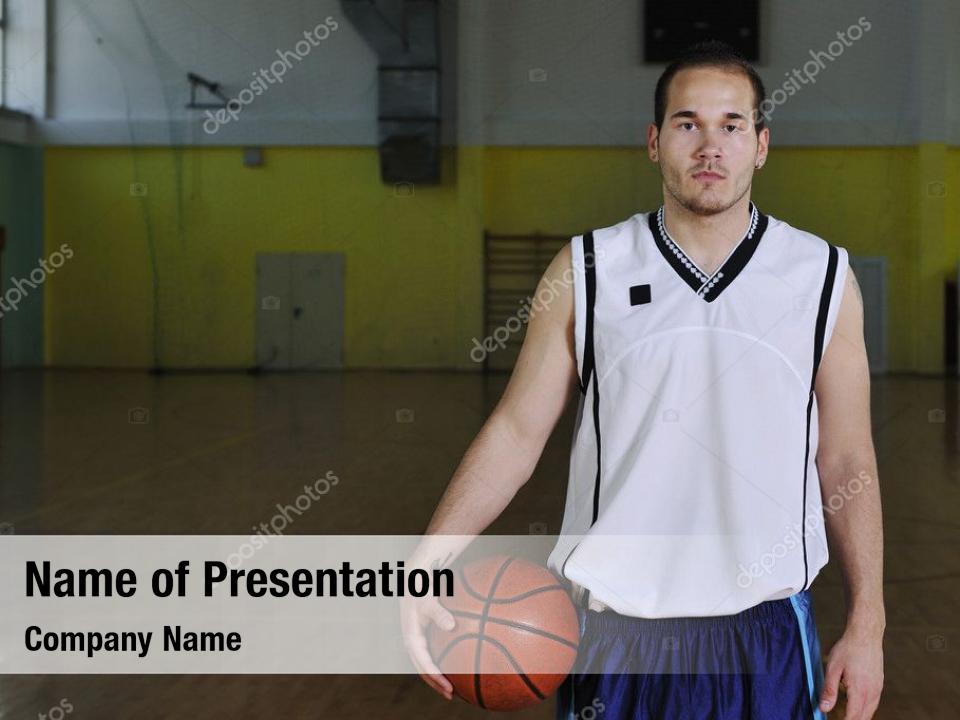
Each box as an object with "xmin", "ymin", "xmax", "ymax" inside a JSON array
[
  {"xmin": 648, "ymin": 210, "xmax": 710, "ymax": 292},
  {"xmin": 579, "ymin": 232, "xmax": 597, "ymax": 395},
  {"xmin": 705, "ymin": 212, "xmax": 769, "ymax": 299},
  {"xmin": 647, "ymin": 204, "xmax": 769, "ymax": 302},
  {"xmin": 590, "ymin": 369, "xmax": 602, "ymax": 525},
  {"xmin": 582, "ymin": 235, "xmax": 602, "ymax": 511},
  {"xmin": 567, "ymin": 231, "xmax": 602, "ymax": 610},
  {"xmin": 801, "ymin": 244, "xmax": 840, "ymax": 591}
]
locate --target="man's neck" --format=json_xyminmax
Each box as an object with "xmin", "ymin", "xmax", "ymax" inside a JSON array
[{"xmin": 661, "ymin": 196, "xmax": 754, "ymax": 277}]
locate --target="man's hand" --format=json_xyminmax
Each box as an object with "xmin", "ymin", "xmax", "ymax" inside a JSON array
[
  {"xmin": 819, "ymin": 627, "xmax": 884, "ymax": 719},
  {"xmin": 399, "ymin": 593, "xmax": 457, "ymax": 701}
]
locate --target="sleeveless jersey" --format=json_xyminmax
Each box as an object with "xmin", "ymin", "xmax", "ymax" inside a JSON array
[{"xmin": 546, "ymin": 202, "xmax": 849, "ymax": 618}]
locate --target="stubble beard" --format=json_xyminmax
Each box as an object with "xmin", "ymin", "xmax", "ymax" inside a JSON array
[{"xmin": 660, "ymin": 163, "xmax": 751, "ymax": 217}]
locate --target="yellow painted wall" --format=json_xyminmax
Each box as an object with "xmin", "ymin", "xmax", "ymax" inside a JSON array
[
  {"xmin": 947, "ymin": 147, "xmax": 960, "ymax": 283},
  {"xmin": 44, "ymin": 146, "xmax": 485, "ymax": 369},
  {"xmin": 758, "ymin": 147, "xmax": 922, "ymax": 373},
  {"xmin": 483, "ymin": 147, "xmax": 661, "ymax": 236},
  {"xmin": 44, "ymin": 145, "xmax": 957, "ymax": 372}
]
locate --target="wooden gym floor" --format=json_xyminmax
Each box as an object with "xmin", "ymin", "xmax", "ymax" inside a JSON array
[{"xmin": 0, "ymin": 369, "xmax": 957, "ymax": 718}]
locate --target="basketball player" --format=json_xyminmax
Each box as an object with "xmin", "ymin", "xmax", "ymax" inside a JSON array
[{"xmin": 401, "ymin": 41, "xmax": 884, "ymax": 719}]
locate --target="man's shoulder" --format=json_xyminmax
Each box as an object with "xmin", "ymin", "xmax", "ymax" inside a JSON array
[
  {"xmin": 762, "ymin": 212, "xmax": 847, "ymax": 255},
  {"xmin": 582, "ymin": 211, "xmax": 648, "ymax": 243},
  {"xmin": 572, "ymin": 211, "xmax": 653, "ymax": 263}
]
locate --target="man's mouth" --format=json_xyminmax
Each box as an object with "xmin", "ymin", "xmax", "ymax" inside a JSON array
[{"xmin": 693, "ymin": 171, "xmax": 724, "ymax": 181}]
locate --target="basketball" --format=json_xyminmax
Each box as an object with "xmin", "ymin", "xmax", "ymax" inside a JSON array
[{"xmin": 426, "ymin": 555, "xmax": 580, "ymax": 712}]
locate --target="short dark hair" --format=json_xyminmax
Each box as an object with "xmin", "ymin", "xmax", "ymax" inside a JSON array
[{"xmin": 654, "ymin": 40, "xmax": 767, "ymax": 134}]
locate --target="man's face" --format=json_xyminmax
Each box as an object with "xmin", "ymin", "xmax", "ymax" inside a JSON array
[{"xmin": 649, "ymin": 66, "xmax": 768, "ymax": 216}]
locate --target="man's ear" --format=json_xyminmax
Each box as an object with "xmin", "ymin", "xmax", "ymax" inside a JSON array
[
  {"xmin": 647, "ymin": 123, "xmax": 660, "ymax": 161},
  {"xmin": 755, "ymin": 126, "xmax": 770, "ymax": 166}
]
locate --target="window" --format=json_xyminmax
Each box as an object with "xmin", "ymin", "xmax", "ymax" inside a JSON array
[{"xmin": 0, "ymin": 0, "xmax": 46, "ymax": 118}]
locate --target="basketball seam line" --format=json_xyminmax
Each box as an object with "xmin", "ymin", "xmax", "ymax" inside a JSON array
[
  {"xmin": 474, "ymin": 557, "xmax": 515, "ymax": 709},
  {"xmin": 437, "ymin": 633, "xmax": 547, "ymax": 702},
  {"xmin": 457, "ymin": 578, "xmax": 568, "ymax": 604},
  {"xmin": 448, "ymin": 609, "xmax": 579, "ymax": 651}
]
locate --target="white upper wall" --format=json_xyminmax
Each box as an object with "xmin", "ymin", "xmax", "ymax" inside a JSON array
[
  {"xmin": 5, "ymin": 0, "xmax": 958, "ymax": 146},
  {"xmin": 476, "ymin": 0, "xmax": 943, "ymax": 146}
]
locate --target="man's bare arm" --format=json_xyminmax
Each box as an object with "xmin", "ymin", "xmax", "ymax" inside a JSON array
[
  {"xmin": 815, "ymin": 268, "xmax": 884, "ymax": 629},
  {"xmin": 814, "ymin": 267, "xmax": 885, "ymax": 718},
  {"xmin": 418, "ymin": 244, "xmax": 580, "ymax": 549},
  {"xmin": 400, "ymin": 245, "xmax": 580, "ymax": 701}
]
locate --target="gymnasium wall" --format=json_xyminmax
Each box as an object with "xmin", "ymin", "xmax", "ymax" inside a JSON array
[
  {"xmin": 0, "ymin": 142, "xmax": 44, "ymax": 367},
  {"xmin": 949, "ymin": 148, "xmax": 960, "ymax": 274},
  {"xmin": 40, "ymin": 143, "xmax": 955, "ymax": 372},
  {"xmin": 6, "ymin": 0, "xmax": 960, "ymax": 371},
  {"xmin": 43, "ymin": 146, "xmax": 484, "ymax": 369},
  {"xmin": 35, "ymin": 0, "xmax": 948, "ymax": 147}
]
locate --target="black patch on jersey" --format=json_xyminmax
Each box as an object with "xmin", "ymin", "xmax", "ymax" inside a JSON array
[{"xmin": 629, "ymin": 284, "xmax": 652, "ymax": 306}]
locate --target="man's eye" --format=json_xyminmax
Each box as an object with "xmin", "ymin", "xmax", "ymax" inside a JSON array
[
  {"xmin": 725, "ymin": 125, "xmax": 739, "ymax": 132},
  {"xmin": 680, "ymin": 122, "xmax": 695, "ymax": 130}
]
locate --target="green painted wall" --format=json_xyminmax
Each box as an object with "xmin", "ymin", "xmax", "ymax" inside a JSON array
[
  {"xmin": 0, "ymin": 142, "xmax": 45, "ymax": 368},
  {"xmin": 41, "ymin": 145, "xmax": 959, "ymax": 373}
]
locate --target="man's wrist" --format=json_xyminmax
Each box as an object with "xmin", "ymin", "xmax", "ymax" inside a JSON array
[{"xmin": 846, "ymin": 607, "xmax": 886, "ymax": 639}]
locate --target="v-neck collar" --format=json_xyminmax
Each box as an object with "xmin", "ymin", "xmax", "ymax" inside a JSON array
[{"xmin": 648, "ymin": 202, "xmax": 769, "ymax": 302}]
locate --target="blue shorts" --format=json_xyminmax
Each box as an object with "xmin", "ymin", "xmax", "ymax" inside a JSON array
[{"xmin": 555, "ymin": 590, "xmax": 827, "ymax": 720}]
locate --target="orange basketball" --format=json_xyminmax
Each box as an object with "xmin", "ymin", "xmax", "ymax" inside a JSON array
[{"xmin": 427, "ymin": 555, "xmax": 580, "ymax": 712}]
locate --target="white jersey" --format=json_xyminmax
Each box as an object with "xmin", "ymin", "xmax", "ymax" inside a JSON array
[{"xmin": 547, "ymin": 203, "xmax": 849, "ymax": 618}]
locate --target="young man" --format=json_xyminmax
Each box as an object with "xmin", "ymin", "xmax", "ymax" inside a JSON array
[{"xmin": 402, "ymin": 41, "xmax": 884, "ymax": 720}]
